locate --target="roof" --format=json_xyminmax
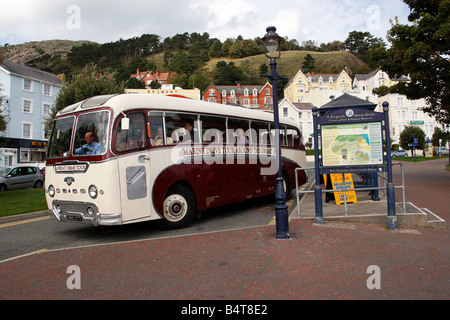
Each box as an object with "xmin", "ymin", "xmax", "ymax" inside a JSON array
[
  {"xmin": 354, "ymin": 67, "xmax": 381, "ymax": 81},
  {"xmin": 56, "ymin": 93, "xmax": 298, "ymax": 127},
  {"xmin": 131, "ymin": 69, "xmax": 170, "ymax": 82},
  {"xmin": 0, "ymin": 59, "xmax": 64, "ymax": 86},
  {"xmin": 320, "ymin": 93, "xmax": 376, "ymax": 112}
]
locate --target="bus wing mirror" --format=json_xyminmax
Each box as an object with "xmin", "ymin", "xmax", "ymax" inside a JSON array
[{"xmin": 121, "ymin": 117, "xmax": 130, "ymax": 130}]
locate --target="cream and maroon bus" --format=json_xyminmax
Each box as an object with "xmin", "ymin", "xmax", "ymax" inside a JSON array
[{"xmin": 45, "ymin": 94, "xmax": 307, "ymax": 229}]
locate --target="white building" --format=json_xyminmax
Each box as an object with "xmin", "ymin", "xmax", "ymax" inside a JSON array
[
  {"xmin": 0, "ymin": 55, "xmax": 64, "ymax": 166},
  {"xmin": 279, "ymin": 67, "xmax": 440, "ymax": 148}
]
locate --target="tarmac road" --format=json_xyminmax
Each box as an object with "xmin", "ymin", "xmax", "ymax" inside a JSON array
[{"xmin": 0, "ymin": 158, "xmax": 448, "ymax": 304}]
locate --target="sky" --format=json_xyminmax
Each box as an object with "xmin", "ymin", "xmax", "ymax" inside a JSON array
[{"xmin": 0, "ymin": 0, "xmax": 411, "ymax": 46}]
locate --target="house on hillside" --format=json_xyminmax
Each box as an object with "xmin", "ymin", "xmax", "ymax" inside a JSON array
[
  {"xmin": 284, "ymin": 69, "xmax": 352, "ymax": 103},
  {"xmin": 130, "ymin": 68, "xmax": 170, "ymax": 87},
  {"xmin": 202, "ymin": 82, "xmax": 273, "ymax": 110},
  {"xmin": 0, "ymin": 55, "xmax": 64, "ymax": 166}
]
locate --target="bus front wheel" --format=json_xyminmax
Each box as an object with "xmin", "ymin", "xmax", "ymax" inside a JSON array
[{"xmin": 158, "ymin": 185, "xmax": 195, "ymax": 229}]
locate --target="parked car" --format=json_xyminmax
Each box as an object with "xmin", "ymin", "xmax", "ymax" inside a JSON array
[
  {"xmin": 438, "ymin": 148, "xmax": 449, "ymax": 155},
  {"xmin": 0, "ymin": 165, "xmax": 44, "ymax": 192},
  {"xmin": 391, "ymin": 150, "xmax": 409, "ymax": 157}
]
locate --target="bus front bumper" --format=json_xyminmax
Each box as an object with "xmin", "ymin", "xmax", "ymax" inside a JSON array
[{"xmin": 50, "ymin": 200, "xmax": 122, "ymax": 226}]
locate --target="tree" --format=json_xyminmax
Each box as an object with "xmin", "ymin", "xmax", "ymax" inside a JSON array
[
  {"xmin": 214, "ymin": 61, "xmax": 245, "ymax": 85},
  {"xmin": 399, "ymin": 126, "xmax": 426, "ymax": 155},
  {"xmin": 432, "ymin": 127, "xmax": 448, "ymax": 147},
  {"xmin": 376, "ymin": 0, "xmax": 450, "ymax": 125},
  {"xmin": 46, "ymin": 64, "xmax": 124, "ymax": 134},
  {"xmin": 302, "ymin": 54, "xmax": 315, "ymax": 73}
]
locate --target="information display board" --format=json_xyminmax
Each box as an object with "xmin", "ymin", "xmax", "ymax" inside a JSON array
[{"xmin": 321, "ymin": 122, "xmax": 383, "ymax": 167}]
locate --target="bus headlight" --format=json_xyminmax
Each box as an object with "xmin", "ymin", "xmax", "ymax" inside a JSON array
[
  {"xmin": 48, "ymin": 185, "xmax": 55, "ymax": 197},
  {"xmin": 88, "ymin": 185, "xmax": 98, "ymax": 199}
]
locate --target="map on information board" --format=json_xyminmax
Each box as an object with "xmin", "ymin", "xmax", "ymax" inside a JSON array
[{"xmin": 321, "ymin": 122, "xmax": 383, "ymax": 167}]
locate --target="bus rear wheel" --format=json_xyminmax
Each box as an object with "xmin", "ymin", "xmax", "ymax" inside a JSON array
[{"xmin": 158, "ymin": 185, "xmax": 195, "ymax": 229}]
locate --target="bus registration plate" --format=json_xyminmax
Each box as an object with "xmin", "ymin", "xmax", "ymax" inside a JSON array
[{"xmin": 67, "ymin": 215, "xmax": 83, "ymax": 222}]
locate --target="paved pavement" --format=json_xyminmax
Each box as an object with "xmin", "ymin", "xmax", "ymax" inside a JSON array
[{"xmin": 0, "ymin": 159, "xmax": 449, "ymax": 306}]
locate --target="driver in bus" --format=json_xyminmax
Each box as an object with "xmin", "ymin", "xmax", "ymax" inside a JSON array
[{"xmin": 75, "ymin": 131, "xmax": 102, "ymax": 155}]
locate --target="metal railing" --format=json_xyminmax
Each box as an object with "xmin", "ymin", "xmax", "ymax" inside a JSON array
[{"xmin": 294, "ymin": 162, "xmax": 405, "ymax": 218}]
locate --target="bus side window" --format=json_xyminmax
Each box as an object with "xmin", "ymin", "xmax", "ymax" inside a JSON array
[
  {"xmin": 270, "ymin": 124, "xmax": 287, "ymax": 146},
  {"xmin": 227, "ymin": 118, "xmax": 250, "ymax": 145},
  {"xmin": 200, "ymin": 115, "xmax": 225, "ymax": 144},
  {"xmin": 149, "ymin": 112, "xmax": 167, "ymax": 146},
  {"xmin": 115, "ymin": 112, "xmax": 147, "ymax": 152},
  {"xmin": 251, "ymin": 121, "xmax": 270, "ymax": 147},
  {"xmin": 287, "ymin": 126, "xmax": 301, "ymax": 148},
  {"xmin": 165, "ymin": 113, "xmax": 199, "ymax": 144}
]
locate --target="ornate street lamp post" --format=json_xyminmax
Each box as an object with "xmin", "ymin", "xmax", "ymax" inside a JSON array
[{"xmin": 260, "ymin": 26, "xmax": 289, "ymax": 239}]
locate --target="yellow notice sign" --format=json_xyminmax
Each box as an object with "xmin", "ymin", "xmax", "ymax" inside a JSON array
[{"xmin": 330, "ymin": 173, "xmax": 357, "ymax": 205}]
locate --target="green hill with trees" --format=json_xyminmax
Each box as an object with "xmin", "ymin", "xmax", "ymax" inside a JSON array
[{"xmin": 1, "ymin": 31, "xmax": 377, "ymax": 95}]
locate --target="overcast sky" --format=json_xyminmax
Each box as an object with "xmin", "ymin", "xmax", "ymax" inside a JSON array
[{"xmin": 1, "ymin": 0, "xmax": 411, "ymax": 46}]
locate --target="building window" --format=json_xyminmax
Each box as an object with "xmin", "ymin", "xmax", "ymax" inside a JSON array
[
  {"xmin": 318, "ymin": 77, "xmax": 323, "ymax": 85},
  {"xmin": 23, "ymin": 123, "xmax": 32, "ymax": 139},
  {"xmin": 43, "ymin": 83, "xmax": 51, "ymax": 96},
  {"xmin": 23, "ymin": 79, "xmax": 32, "ymax": 91},
  {"xmin": 222, "ymin": 90, "xmax": 227, "ymax": 96},
  {"xmin": 252, "ymin": 88, "xmax": 258, "ymax": 96},
  {"xmin": 209, "ymin": 89, "xmax": 215, "ymax": 96},
  {"xmin": 283, "ymin": 107, "xmax": 288, "ymax": 117},
  {"xmin": 329, "ymin": 77, "xmax": 333, "ymax": 84},
  {"xmin": 397, "ymin": 109, "xmax": 407, "ymax": 120},
  {"xmin": 23, "ymin": 99, "xmax": 32, "ymax": 113},
  {"xmin": 244, "ymin": 89, "xmax": 249, "ymax": 96},
  {"xmin": 230, "ymin": 90, "xmax": 235, "ymax": 97},
  {"xmin": 266, "ymin": 88, "xmax": 270, "ymax": 95},
  {"xmin": 43, "ymin": 103, "xmax": 51, "ymax": 116}
]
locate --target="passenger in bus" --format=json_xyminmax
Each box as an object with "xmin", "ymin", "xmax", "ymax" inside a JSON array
[
  {"xmin": 236, "ymin": 128, "xmax": 248, "ymax": 144},
  {"xmin": 115, "ymin": 132, "xmax": 127, "ymax": 151},
  {"xmin": 183, "ymin": 121, "xmax": 199, "ymax": 143},
  {"xmin": 153, "ymin": 126, "xmax": 164, "ymax": 146},
  {"xmin": 75, "ymin": 131, "xmax": 102, "ymax": 155}
]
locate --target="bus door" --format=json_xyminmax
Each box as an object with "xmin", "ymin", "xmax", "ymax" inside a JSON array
[{"xmin": 115, "ymin": 112, "xmax": 152, "ymax": 222}]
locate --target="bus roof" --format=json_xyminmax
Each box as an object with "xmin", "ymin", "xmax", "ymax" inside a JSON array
[{"xmin": 57, "ymin": 93, "xmax": 298, "ymax": 127}]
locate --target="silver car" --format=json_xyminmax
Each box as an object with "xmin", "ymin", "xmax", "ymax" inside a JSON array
[{"xmin": 0, "ymin": 165, "xmax": 44, "ymax": 192}]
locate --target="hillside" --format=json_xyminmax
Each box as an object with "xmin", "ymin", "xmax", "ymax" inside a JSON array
[
  {"xmin": 0, "ymin": 40, "xmax": 95, "ymax": 65},
  {"xmin": 203, "ymin": 50, "xmax": 371, "ymax": 80},
  {"xmin": 1, "ymin": 39, "xmax": 372, "ymax": 86}
]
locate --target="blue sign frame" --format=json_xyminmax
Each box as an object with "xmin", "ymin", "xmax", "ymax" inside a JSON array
[
  {"xmin": 312, "ymin": 102, "xmax": 397, "ymax": 230},
  {"xmin": 316, "ymin": 107, "xmax": 386, "ymax": 174}
]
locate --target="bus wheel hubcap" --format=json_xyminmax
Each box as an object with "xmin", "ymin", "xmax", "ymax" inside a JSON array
[{"xmin": 164, "ymin": 195, "xmax": 186, "ymax": 221}]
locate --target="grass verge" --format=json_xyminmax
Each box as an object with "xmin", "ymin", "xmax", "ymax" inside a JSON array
[{"xmin": 0, "ymin": 188, "xmax": 47, "ymax": 218}]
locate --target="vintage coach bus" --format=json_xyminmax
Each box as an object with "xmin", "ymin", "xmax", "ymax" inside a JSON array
[{"xmin": 45, "ymin": 94, "xmax": 307, "ymax": 229}]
